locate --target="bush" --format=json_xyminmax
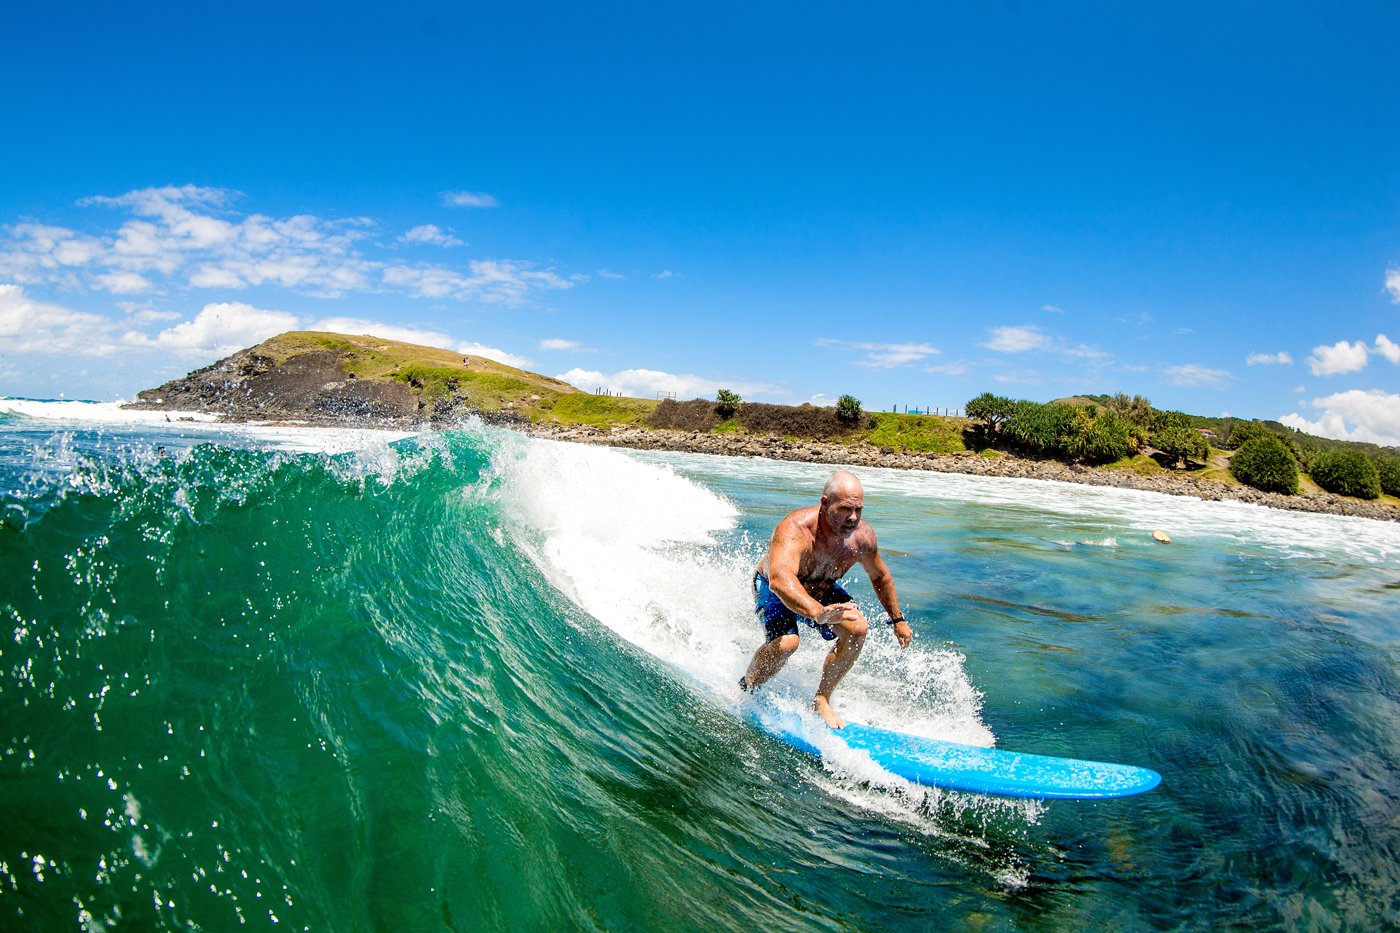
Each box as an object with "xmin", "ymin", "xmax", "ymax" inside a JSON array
[
  {"xmin": 646, "ymin": 398, "xmax": 724, "ymax": 432},
  {"xmin": 1373, "ymin": 455, "xmax": 1400, "ymax": 497},
  {"xmin": 1060, "ymin": 409, "xmax": 1136, "ymax": 464},
  {"xmin": 1229, "ymin": 435, "xmax": 1299, "ymax": 494},
  {"xmin": 1310, "ymin": 450, "xmax": 1382, "ymax": 499},
  {"xmin": 836, "ymin": 394, "xmax": 863, "ymax": 423},
  {"xmin": 1227, "ymin": 420, "xmax": 1279, "ymax": 450},
  {"xmin": 1102, "ymin": 392, "xmax": 1155, "ymax": 428},
  {"xmin": 1149, "ymin": 411, "xmax": 1208, "ymax": 468},
  {"xmin": 965, "ymin": 392, "xmax": 1016, "ymax": 432},
  {"xmin": 716, "ymin": 389, "xmax": 742, "ymax": 418},
  {"xmin": 1003, "ymin": 401, "xmax": 1076, "ymax": 451}
]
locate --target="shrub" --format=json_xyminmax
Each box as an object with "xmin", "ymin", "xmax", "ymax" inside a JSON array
[
  {"xmin": 646, "ymin": 398, "xmax": 724, "ymax": 432},
  {"xmin": 1060, "ymin": 409, "xmax": 1135, "ymax": 464},
  {"xmin": 1373, "ymin": 455, "xmax": 1400, "ymax": 497},
  {"xmin": 1310, "ymin": 450, "xmax": 1382, "ymax": 499},
  {"xmin": 1003, "ymin": 401, "xmax": 1076, "ymax": 451},
  {"xmin": 965, "ymin": 392, "xmax": 1016, "ymax": 432},
  {"xmin": 1229, "ymin": 435, "xmax": 1299, "ymax": 494},
  {"xmin": 716, "ymin": 389, "xmax": 742, "ymax": 418},
  {"xmin": 1227, "ymin": 420, "xmax": 1277, "ymax": 450},
  {"xmin": 1149, "ymin": 411, "xmax": 1208, "ymax": 468},
  {"xmin": 835, "ymin": 394, "xmax": 863, "ymax": 423},
  {"xmin": 737, "ymin": 402, "xmax": 849, "ymax": 439},
  {"xmin": 1103, "ymin": 392, "xmax": 1155, "ymax": 428}
]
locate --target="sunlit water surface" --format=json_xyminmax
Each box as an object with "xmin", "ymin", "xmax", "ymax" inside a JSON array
[{"xmin": 2, "ymin": 400, "xmax": 1399, "ymax": 931}]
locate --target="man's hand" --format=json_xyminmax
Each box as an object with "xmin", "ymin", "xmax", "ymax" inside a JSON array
[
  {"xmin": 817, "ymin": 602, "xmax": 861, "ymax": 629},
  {"xmin": 892, "ymin": 619, "xmax": 912, "ymax": 649}
]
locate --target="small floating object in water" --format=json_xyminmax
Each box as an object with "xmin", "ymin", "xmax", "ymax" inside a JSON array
[{"xmin": 1152, "ymin": 530, "xmax": 1171, "ymax": 544}]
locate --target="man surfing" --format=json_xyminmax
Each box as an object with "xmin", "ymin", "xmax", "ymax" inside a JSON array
[{"xmin": 741, "ymin": 470, "xmax": 912, "ymax": 728}]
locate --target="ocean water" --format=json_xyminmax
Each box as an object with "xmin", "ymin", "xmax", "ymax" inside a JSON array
[{"xmin": 2, "ymin": 401, "xmax": 1400, "ymax": 932}]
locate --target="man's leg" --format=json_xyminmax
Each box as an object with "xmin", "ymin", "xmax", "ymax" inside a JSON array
[
  {"xmin": 744, "ymin": 633, "xmax": 799, "ymax": 691},
  {"xmin": 812, "ymin": 613, "xmax": 868, "ymax": 728}
]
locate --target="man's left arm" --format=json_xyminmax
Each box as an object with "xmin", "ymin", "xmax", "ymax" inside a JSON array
[{"xmin": 859, "ymin": 545, "xmax": 912, "ymax": 649}]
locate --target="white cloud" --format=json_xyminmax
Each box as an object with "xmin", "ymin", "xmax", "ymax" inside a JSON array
[
  {"xmin": 1374, "ymin": 333, "xmax": 1400, "ymax": 365},
  {"xmin": 597, "ymin": 269, "xmax": 625, "ymax": 280},
  {"xmin": 380, "ymin": 259, "xmax": 572, "ymax": 305},
  {"xmin": 310, "ymin": 316, "xmax": 456, "ymax": 349},
  {"xmin": 982, "ymin": 326, "xmax": 1051, "ymax": 353},
  {"xmin": 0, "ymin": 186, "xmax": 568, "ymax": 306},
  {"xmin": 458, "ymin": 342, "xmax": 532, "ymax": 369},
  {"xmin": 816, "ymin": 339, "xmax": 940, "ymax": 368},
  {"xmin": 1295, "ymin": 384, "xmax": 1306, "ymax": 392},
  {"xmin": 93, "ymin": 270, "xmax": 155, "ymax": 294},
  {"xmin": 1060, "ymin": 343, "xmax": 1111, "ymax": 360},
  {"xmin": 1164, "ymin": 364, "xmax": 1233, "ymax": 388},
  {"xmin": 1246, "ymin": 351, "xmax": 1293, "ymax": 366},
  {"xmin": 651, "ymin": 270, "xmax": 673, "ymax": 279},
  {"xmin": 309, "ymin": 316, "xmax": 533, "ymax": 368},
  {"xmin": 0, "ymin": 284, "xmax": 122, "ymax": 356},
  {"xmin": 441, "ymin": 191, "xmax": 499, "ymax": 208},
  {"xmin": 806, "ymin": 394, "xmax": 836, "ymax": 407},
  {"xmin": 399, "ymin": 225, "xmax": 464, "ymax": 247},
  {"xmin": 1387, "ymin": 267, "xmax": 1400, "ymax": 303},
  {"xmin": 1043, "ymin": 305, "xmax": 1063, "ymax": 313},
  {"xmin": 556, "ymin": 367, "xmax": 775, "ymax": 400},
  {"xmin": 1306, "ymin": 340, "xmax": 1368, "ymax": 376},
  {"xmin": 124, "ymin": 302, "xmax": 300, "ymax": 359},
  {"xmin": 926, "ymin": 360, "xmax": 971, "ymax": 376},
  {"xmin": 538, "ymin": 338, "xmax": 585, "ymax": 351},
  {"xmin": 1280, "ymin": 389, "xmax": 1400, "ymax": 446},
  {"xmin": 992, "ymin": 370, "xmax": 1042, "ymax": 385}
]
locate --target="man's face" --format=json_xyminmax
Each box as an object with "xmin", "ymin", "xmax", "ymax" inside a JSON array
[{"xmin": 822, "ymin": 489, "xmax": 864, "ymax": 537}]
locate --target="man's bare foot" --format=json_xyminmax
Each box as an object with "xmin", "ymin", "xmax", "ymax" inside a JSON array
[{"xmin": 812, "ymin": 695, "xmax": 846, "ymax": 729}]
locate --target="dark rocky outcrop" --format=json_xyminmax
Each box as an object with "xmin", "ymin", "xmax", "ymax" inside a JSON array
[{"xmin": 124, "ymin": 347, "xmax": 418, "ymax": 425}]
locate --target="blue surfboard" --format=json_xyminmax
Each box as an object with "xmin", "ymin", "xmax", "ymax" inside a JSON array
[{"xmin": 746, "ymin": 707, "xmax": 1161, "ymax": 800}]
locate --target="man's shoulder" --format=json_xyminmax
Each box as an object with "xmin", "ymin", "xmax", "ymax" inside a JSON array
[
  {"xmin": 779, "ymin": 505, "xmax": 820, "ymax": 528},
  {"xmin": 852, "ymin": 521, "xmax": 880, "ymax": 551}
]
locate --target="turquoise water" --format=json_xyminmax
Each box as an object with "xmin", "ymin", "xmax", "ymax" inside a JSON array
[{"xmin": 3, "ymin": 403, "xmax": 1400, "ymax": 931}]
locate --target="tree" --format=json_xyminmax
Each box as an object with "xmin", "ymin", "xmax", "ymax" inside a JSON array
[
  {"xmin": 1227, "ymin": 420, "xmax": 1277, "ymax": 450},
  {"xmin": 1102, "ymin": 392, "xmax": 1155, "ymax": 428},
  {"xmin": 835, "ymin": 394, "xmax": 863, "ymax": 423},
  {"xmin": 1373, "ymin": 454, "xmax": 1400, "ymax": 497},
  {"xmin": 1149, "ymin": 411, "xmax": 1208, "ymax": 469},
  {"xmin": 1229, "ymin": 435, "xmax": 1299, "ymax": 494},
  {"xmin": 1060, "ymin": 409, "xmax": 1135, "ymax": 464},
  {"xmin": 1310, "ymin": 450, "xmax": 1381, "ymax": 499},
  {"xmin": 715, "ymin": 389, "xmax": 742, "ymax": 418},
  {"xmin": 965, "ymin": 392, "xmax": 1016, "ymax": 433}
]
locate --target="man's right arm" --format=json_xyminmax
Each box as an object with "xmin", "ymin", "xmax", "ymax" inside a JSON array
[{"xmin": 767, "ymin": 522, "xmax": 850, "ymax": 624}]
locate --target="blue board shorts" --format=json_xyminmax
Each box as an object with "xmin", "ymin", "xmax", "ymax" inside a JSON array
[{"xmin": 753, "ymin": 572, "xmax": 853, "ymax": 643}]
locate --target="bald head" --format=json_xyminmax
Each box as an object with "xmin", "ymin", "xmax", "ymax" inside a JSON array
[{"xmin": 822, "ymin": 470, "xmax": 863, "ymax": 501}]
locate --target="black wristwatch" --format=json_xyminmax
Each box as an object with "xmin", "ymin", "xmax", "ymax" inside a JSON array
[{"xmin": 886, "ymin": 614, "xmax": 906, "ymax": 625}]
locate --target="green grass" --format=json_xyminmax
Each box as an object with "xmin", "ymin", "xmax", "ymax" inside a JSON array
[
  {"xmin": 1104, "ymin": 454, "xmax": 1166, "ymax": 476},
  {"xmin": 857, "ymin": 413, "xmax": 968, "ymax": 453},
  {"xmin": 712, "ymin": 419, "xmax": 740, "ymax": 434},
  {"xmin": 548, "ymin": 394, "xmax": 656, "ymax": 425}
]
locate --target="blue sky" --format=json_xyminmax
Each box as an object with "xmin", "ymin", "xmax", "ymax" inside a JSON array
[{"xmin": 3, "ymin": 1, "xmax": 1399, "ymax": 443}]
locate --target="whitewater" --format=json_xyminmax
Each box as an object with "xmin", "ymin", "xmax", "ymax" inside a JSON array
[{"xmin": 3, "ymin": 399, "xmax": 1399, "ymax": 932}]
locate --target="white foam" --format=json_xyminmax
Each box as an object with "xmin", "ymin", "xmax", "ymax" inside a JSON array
[
  {"xmin": 0, "ymin": 397, "xmax": 418, "ymax": 455},
  {"xmin": 490, "ymin": 434, "xmax": 1002, "ymax": 820},
  {"xmin": 1, "ymin": 397, "xmax": 220, "ymax": 424},
  {"xmin": 625, "ymin": 449, "xmax": 1400, "ymax": 563}
]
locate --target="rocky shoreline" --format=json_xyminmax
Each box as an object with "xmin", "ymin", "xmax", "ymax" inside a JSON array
[{"xmin": 515, "ymin": 420, "xmax": 1400, "ymax": 524}]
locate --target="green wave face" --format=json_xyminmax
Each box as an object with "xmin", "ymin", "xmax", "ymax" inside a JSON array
[{"xmin": 3, "ymin": 413, "xmax": 1400, "ymax": 932}]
